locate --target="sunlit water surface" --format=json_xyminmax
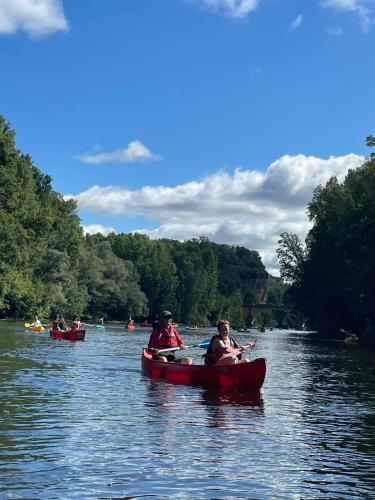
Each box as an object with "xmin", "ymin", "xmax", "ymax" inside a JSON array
[{"xmin": 1, "ymin": 322, "xmax": 375, "ymax": 499}]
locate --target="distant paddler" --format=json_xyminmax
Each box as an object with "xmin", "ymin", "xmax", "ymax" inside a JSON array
[
  {"xmin": 31, "ymin": 315, "xmax": 41, "ymax": 327},
  {"xmin": 52, "ymin": 314, "xmax": 67, "ymax": 332}
]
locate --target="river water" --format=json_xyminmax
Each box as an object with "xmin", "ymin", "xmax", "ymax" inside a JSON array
[{"xmin": 1, "ymin": 321, "xmax": 374, "ymax": 499}]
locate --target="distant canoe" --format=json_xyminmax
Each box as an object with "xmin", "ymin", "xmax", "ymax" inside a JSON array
[
  {"xmin": 142, "ymin": 349, "xmax": 266, "ymax": 389},
  {"xmin": 140, "ymin": 322, "xmax": 152, "ymax": 327},
  {"xmin": 49, "ymin": 329, "xmax": 86, "ymax": 341},
  {"xmin": 185, "ymin": 326, "xmax": 199, "ymax": 331}
]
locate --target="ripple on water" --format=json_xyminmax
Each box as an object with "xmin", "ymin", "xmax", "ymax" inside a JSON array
[{"xmin": 1, "ymin": 326, "xmax": 375, "ymax": 498}]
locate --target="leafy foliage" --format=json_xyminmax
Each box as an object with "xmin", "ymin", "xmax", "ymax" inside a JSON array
[
  {"xmin": 0, "ymin": 116, "xmax": 272, "ymax": 324},
  {"xmin": 277, "ymin": 137, "xmax": 375, "ymax": 340}
]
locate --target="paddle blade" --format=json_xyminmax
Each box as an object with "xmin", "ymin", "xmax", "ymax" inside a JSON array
[
  {"xmin": 198, "ymin": 339, "xmax": 210, "ymax": 349},
  {"xmin": 24, "ymin": 323, "xmax": 31, "ymax": 328}
]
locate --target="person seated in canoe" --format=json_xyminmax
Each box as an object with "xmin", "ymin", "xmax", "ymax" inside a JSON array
[
  {"xmin": 31, "ymin": 315, "xmax": 41, "ymax": 327},
  {"xmin": 52, "ymin": 314, "xmax": 66, "ymax": 331},
  {"xmin": 126, "ymin": 317, "xmax": 135, "ymax": 329},
  {"xmin": 70, "ymin": 315, "xmax": 81, "ymax": 331},
  {"xmin": 203, "ymin": 319, "xmax": 254, "ymax": 366},
  {"xmin": 148, "ymin": 310, "xmax": 192, "ymax": 364}
]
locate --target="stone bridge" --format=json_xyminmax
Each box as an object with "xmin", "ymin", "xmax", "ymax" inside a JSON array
[{"xmin": 243, "ymin": 303, "xmax": 294, "ymax": 322}]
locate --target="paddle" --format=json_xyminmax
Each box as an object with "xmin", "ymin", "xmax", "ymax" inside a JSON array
[
  {"xmin": 61, "ymin": 317, "xmax": 69, "ymax": 332},
  {"xmin": 152, "ymin": 340, "xmax": 211, "ymax": 355},
  {"xmin": 79, "ymin": 322, "xmax": 105, "ymax": 330},
  {"xmin": 241, "ymin": 339, "xmax": 257, "ymax": 351},
  {"xmin": 153, "ymin": 339, "xmax": 257, "ymax": 356}
]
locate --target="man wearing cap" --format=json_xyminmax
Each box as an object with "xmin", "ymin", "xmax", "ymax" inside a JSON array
[{"xmin": 148, "ymin": 311, "xmax": 192, "ymax": 364}]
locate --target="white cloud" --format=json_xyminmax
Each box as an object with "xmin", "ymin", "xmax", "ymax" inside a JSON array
[
  {"xmin": 325, "ymin": 25, "xmax": 344, "ymax": 35},
  {"xmin": 187, "ymin": 0, "xmax": 375, "ymax": 27},
  {"xmin": 191, "ymin": 0, "xmax": 259, "ymax": 18},
  {"xmin": 321, "ymin": 0, "xmax": 374, "ymax": 31},
  {"xmin": 78, "ymin": 140, "xmax": 161, "ymax": 165},
  {"xmin": 82, "ymin": 224, "xmax": 115, "ymax": 236},
  {"xmin": 289, "ymin": 14, "xmax": 304, "ymax": 30},
  {"xmin": 67, "ymin": 152, "xmax": 363, "ymax": 273},
  {"xmin": 0, "ymin": 0, "xmax": 68, "ymax": 36}
]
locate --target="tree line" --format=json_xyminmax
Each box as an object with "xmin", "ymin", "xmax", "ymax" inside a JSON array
[
  {"xmin": 277, "ymin": 136, "xmax": 375, "ymax": 343},
  {"xmin": 1, "ymin": 116, "xmax": 286, "ymax": 326}
]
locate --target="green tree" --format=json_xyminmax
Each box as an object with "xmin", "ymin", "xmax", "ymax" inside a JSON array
[
  {"xmin": 80, "ymin": 238, "xmax": 147, "ymax": 319},
  {"xmin": 109, "ymin": 233, "xmax": 177, "ymax": 319},
  {"xmin": 0, "ymin": 116, "xmax": 85, "ymax": 318},
  {"xmin": 276, "ymin": 232, "xmax": 305, "ymax": 284},
  {"xmin": 288, "ymin": 143, "xmax": 375, "ymax": 339},
  {"xmin": 221, "ymin": 292, "xmax": 245, "ymax": 328}
]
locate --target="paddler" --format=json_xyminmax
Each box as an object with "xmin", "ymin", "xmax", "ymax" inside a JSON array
[{"xmin": 148, "ymin": 310, "xmax": 192, "ymax": 364}]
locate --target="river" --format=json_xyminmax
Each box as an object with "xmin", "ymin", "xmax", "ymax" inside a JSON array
[{"xmin": 1, "ymin": 321, "xmax": 374, "ymax": 499}]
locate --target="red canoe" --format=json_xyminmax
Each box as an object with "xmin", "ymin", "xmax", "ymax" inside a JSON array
[
  {"xmin": 141, "ymin": 349, "xmax": 266, "ymax": 389},
  {"xmin": 49, "ymin": 329, "xmax": 86, "ymax": 341}
]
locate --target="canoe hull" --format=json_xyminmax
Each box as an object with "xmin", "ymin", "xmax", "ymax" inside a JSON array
[
  {"xmin": 49, "ymin": 329, "xmax": 86, "ymax": 341},
  {"xmin": 141, "ymin": 349, "xmax": 266, "ymax": 389}
]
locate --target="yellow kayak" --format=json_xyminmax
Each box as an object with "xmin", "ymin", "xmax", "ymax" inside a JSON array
[{"xmin": 30, "ymin": 325, "xmax": 45, "ymax": 332}]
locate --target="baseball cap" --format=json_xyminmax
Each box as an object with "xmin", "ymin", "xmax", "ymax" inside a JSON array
[{"xmin": 160, "ymin": 310, "xmax": 173, "ymax": 319}]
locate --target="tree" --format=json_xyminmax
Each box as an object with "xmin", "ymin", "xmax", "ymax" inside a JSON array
[
  {"xmin": 276, "ymin": 232, "xmax": 305, "ymax": 284},
  {"xmin": 366, "ymin": 135, "xmax": 375, "ymax": 159},
  {"xmin": 0, "ymin": 116, "xmax": 85, "ymax": 318},
  {"xmin": 80, "ymin": 238, "xmax": 147, "ymax": 319},
  {"xmin": 290, "ymin": 142, "xmax": 375, "ymax": 339},
  {"xmin": 170, "ymin": 238, "xmax": 218, "ymax": 324}
]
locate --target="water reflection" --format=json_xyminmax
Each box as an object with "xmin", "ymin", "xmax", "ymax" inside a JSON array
[
  {"xmin": 143, "ymin": 378, "xmax": 179, "ymax": 410},
  {"xmin": 2, "ymin": 322, "xmax": 375, "ymax": 499},
  {"xmin": 201, "ymin": 387, "xmax": 264, "ymax": 407},
  {"xmin": 201, "ymin": 387, "xmax": 264, "ymax": 429}
]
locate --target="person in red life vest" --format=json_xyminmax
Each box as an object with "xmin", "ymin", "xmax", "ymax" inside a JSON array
[
  {"xmin": 126, "ymin": 316, "xmax": 135, "ymax": 330},
  {"xmin": 52, "ymin": 315, "xmax": 61, "ymax": 331},
  {"xmin": 203, "ymin": 319, "xmax": 253, "ymax": 365},
  {"xmin": 148, "ymin": 310, "xmax": 192, "ymax": 364},
  {"xmin": 52, "ymin": 314, "xmax": 67, "ymax": 331},
  {"xmin": 70, "ymin": 315, "xmax": 81, "ymax": 331}
]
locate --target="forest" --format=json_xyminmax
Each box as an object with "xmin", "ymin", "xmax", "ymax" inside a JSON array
[
  {"xmin": 0, "ymin": 116, "xmax": 289, "ymax": 326},
  {"xmin": 277, "ymin": 136, "xmax": 375, "ymax": 343}
]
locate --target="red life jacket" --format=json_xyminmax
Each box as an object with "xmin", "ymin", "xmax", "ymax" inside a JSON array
[
  {"xmin": 52, "ymin": 320, "xmax": 60, "ymax": 330},
  {"xmin": 153, "ymin": 325, "xmax": 179, "ymax": 348}
]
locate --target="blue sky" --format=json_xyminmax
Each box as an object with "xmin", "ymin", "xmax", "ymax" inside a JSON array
[{"xmin": 1, "ymin": 0, "xmax": 374, "ymax": 272}]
